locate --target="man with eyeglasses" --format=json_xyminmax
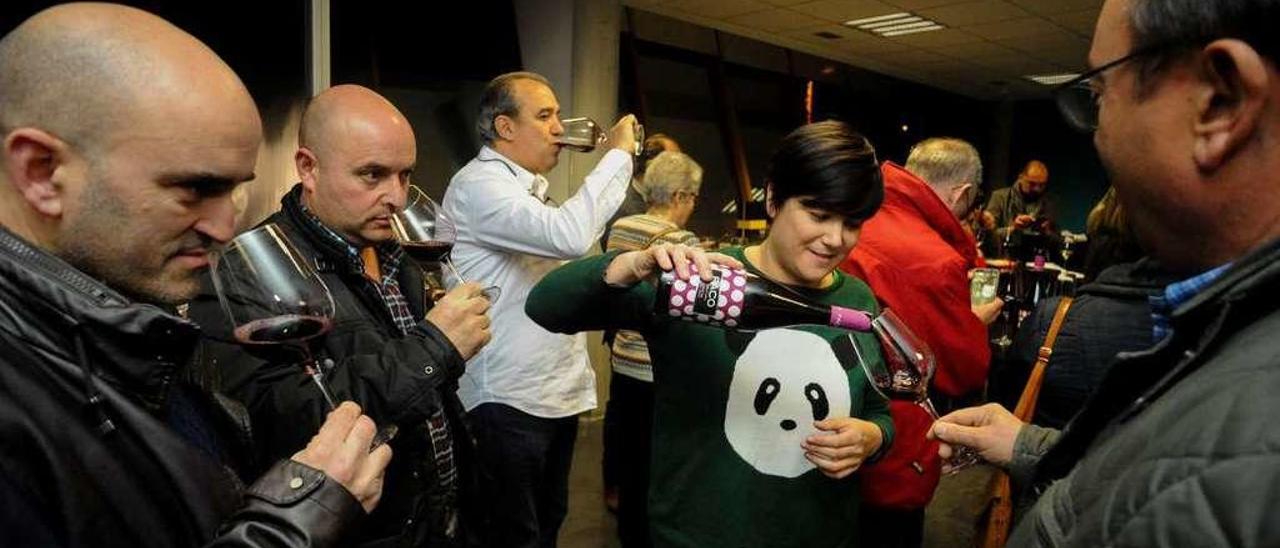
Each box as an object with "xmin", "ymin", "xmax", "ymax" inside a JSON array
[
  {"xmin": 439, "ymin": 71, "xmax": 638, "ymax": 548},
  {"xmin": 839, "ymin": 138, "xmax": 999, "ymax": 547},
  {"xmin": 929, "ymin": 0, "xmax": 1280, "ymax": 545}
]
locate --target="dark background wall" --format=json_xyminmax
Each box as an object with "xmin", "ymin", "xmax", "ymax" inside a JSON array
[{"xmin": 2, "ymin": 1, "xmax": 1107, "ymax": 233}]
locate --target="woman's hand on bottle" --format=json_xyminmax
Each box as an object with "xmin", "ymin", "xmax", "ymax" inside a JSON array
[
  {"xmin": 604, "ymin": 242, "xmax": 742, "ymax": 287},
  {"xmin": 802, "ymin": 417, "xmax": 884, "ymax": 479}
]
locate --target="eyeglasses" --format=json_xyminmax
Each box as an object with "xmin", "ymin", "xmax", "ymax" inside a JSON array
[{"xmin": 1054, "ymin": 42, "xmax": 1187, "ymax": 133}]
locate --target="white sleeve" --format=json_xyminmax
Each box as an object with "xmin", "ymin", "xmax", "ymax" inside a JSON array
[{"xmin": 461, "ymin": 149, "xmax": 633, "ymax": 259}]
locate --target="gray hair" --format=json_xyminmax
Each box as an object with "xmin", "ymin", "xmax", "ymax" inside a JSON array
[
  {"xmin": 643, "ymin": 151, "xmax": 702, "ymax": 206},
  {"xmin": 1129, "ymin": 0, "xmax": 1279, "ymax": 89},
  {"xmin": 904, "ymin": 138, "xmax": 982, "ymax": 190},
  {"xmin": 476, "ymin": 71, "xmax": 552, "ymax": 144}
]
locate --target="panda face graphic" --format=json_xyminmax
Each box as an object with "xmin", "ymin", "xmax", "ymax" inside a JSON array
[{"xmin": 723, "ymin": 329, "xmax": 853, "ymax": 478}]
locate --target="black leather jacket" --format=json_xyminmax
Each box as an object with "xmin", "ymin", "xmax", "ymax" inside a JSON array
[
  {"xmin": 188, "ymin": 185, "xmax": 476, "ymax": 547},
  {"xmin": 0, "ymin": 227, "xmax": 363, "ymax": 547}
]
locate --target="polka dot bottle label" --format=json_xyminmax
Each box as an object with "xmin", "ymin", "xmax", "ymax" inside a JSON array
[{"xmin": 660, "ymin": 266, "xmax": 747, "ymax": 328}]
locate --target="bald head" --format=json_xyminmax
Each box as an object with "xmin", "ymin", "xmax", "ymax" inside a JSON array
[
  {"xmin": 295, "ymin": 85, "xmax": 416, "ymax": 247},
  {"xmin": 1020, "ymin": 160, "xmax": 1049, "ymax": 182},
  {"xmin": 299, "ymin": 85, "xmax": 414, "ymax": 158},
  {"xmin": 1016, "ymin": 159, "xmax": 1049, "ymax": 199},
  {"xmin": 0, "ymin": 3, "xmax": 263, "ymax": 305},
  {"xmin": 0, "ymin": 3, "xmax": 260, "ymax": 157}
]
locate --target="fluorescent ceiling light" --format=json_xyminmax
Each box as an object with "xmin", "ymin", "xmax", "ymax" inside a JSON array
[
  {"xmin": 876, "ymin": 20, "xmax": 938, "ymax": 33},
  {"xmin": 881, "ymin": 24, "xmax": 945, "ymax": 37},
  {"xmin": 844, "ymin": 12, "xmax": 912, "ymax": 26},
  {"xmin": 1024, "ymin": 73, "xmax": 1080, "ymax": 85},
  {"xmin": 845, "ymin": 11, "xmax": 945, "ymax": 37},
  {"xmin": 860, "ymin": 16, "xmax": 922, "ymax": 30}
]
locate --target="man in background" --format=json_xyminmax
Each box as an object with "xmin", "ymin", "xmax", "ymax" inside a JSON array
[
  {"xmin": 841, "ymin": 138, "xmax": 999, "ymax": 547},
  {"xmin": 442, "ymin": 71, "xmax": 637, "ymax": 547}
]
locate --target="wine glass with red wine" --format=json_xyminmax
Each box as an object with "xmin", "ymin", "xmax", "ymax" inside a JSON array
[
  {"xmin": 391, "ymin": 186, "xmax": 500, "ymax": 301},
  {"xmin": 852, "ymin": 308, "xmax": 982, "ymax": 474},
  {"xmin": 211, "ymin": 224, "xmax": 396, "ymax": 447}
]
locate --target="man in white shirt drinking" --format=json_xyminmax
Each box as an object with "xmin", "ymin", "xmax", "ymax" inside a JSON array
[{"xmin": 440, "ymin": 71, "xmax": 636, "ymax": 547}]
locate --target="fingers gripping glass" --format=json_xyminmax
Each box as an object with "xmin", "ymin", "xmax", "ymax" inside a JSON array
[
  {"xmin": 390, "ymin": 186, "xmax": 500, "ymax": 301},
  {"xmin": 211, "ymin": 224, "xmax": 396, "ymax": 450},
  {"xmin": 850, "ymin": 308, "xmax": 981, "ymax": 474}
]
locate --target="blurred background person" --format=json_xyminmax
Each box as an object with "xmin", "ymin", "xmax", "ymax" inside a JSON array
[
  {"xmin": 841, "ymin": 137, "xmax": 997, "ymax": 548},
  {"xmin": 600, "ymin": 133, "xmax": 682, "ymax": 251},
  {"xmin": 1082, "ymin": 186, "xmax": 1144, "ymax": 281},
  {"xmin": 986, "ymin": 160, "xmax": 1055, "ymax": 258}
]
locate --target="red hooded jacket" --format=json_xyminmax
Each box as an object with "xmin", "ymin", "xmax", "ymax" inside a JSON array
[{"xmin": 841, "ymin": 162, "xmax": 990, "ymax": 509}]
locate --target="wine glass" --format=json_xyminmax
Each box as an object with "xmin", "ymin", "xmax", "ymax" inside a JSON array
[
  {"xmin": 557, "ymin": 117, "xmax": 645, "ymax": 156},
  {"xmin": 390, "ymin": 186, "xmax": 500, "ymax": 301},
  {"xmin": 851, "ymin": 308, "xmax": 982, "ymax": 474},
  {"xmin": 211, "ymin": 224, "xmax": 396, "ymax": 448}
]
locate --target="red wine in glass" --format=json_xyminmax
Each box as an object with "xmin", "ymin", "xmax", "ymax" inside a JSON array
[
  {"xmin": 392, "ymin": 186, "xmax": 501, "ymax": 301},
  {"xmin": 212, "ymin": 224, "xmax": 396, "ymax": 450},
  {"xmin": 402, "ymin": 241, "xmax": 454, "ymax": 264},
  {"xmin": 233, "ymin": 314, "xmax": 333, "ymax": 344},
  {"xmin": 233, "ymin": 314, "xmax": 336, "ymax": 407}
]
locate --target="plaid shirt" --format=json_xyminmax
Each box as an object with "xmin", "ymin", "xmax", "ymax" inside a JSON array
[
  {"xmin": 296, "ymin": 201, "xmax": 458, "ymax": 536},
  {"xmin": 1149, "ymin": 262, "xmax": 1233, "ymax": 343}
]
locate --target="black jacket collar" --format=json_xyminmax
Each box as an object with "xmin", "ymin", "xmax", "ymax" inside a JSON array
[{"xmin": 0, "ymin": 227, "xmax": 198, "ymax": 410}]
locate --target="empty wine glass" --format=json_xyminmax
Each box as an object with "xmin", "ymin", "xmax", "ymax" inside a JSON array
[
  {"xmin": 851, "ymin": 308, "xmax": 982, "ymax": 474},
  {"xmin": 557, "ymin": 117, "xmax": 645, "ymax": 156},
  {"xmin": 211, "ymin": 224, "xmax": 396, "ymax": 448},
  {"xmin": 390, "ymin": 186, "xmax": 500, "ymax": 301}
]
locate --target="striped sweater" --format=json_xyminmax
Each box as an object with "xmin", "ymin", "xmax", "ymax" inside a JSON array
[{"xmin": 605, "ymin": 213, "xmax": 697, "ymax": 381}]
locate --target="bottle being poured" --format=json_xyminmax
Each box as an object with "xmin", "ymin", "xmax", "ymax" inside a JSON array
[{"xmin": 653, "ymin": 264, "xmax": 873, "ymax": 332}]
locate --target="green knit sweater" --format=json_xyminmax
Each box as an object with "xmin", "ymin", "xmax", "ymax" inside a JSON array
[{"xmin": 527, "ymin": 247, "xmax": 893, "ymax": 548}]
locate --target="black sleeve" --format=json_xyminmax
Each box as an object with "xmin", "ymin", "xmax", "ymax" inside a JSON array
[{"xmin": 208, "ymin": 460, "xmax": 365, "ymax": 548}]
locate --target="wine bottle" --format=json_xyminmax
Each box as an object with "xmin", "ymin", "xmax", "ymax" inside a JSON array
[{"xmin": 653, "ymin": 266, "xmax": 872, "ymax": 331}]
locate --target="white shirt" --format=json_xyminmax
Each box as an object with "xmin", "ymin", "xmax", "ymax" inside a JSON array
[{"xmin": 442, "ymin": 146, "xmax": 633, "ymax": 417}]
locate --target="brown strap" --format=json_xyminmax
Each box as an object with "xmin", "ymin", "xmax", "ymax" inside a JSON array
[
  {"xmin": 977, "ymin": 296, "xmax": 1075, "ymax": 548},
  {"xmin": 1013, "ymin": 296, "xmax": 1074, "ymax": 421}
]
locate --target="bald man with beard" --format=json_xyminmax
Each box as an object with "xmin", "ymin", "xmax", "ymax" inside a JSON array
[
  {"xmin": 0, "ymin": 4, "xmax": 390, "ymax": 547},
  {"xmin": 190, "ymin": 84, "xmax": 491, "ymax": 547}
]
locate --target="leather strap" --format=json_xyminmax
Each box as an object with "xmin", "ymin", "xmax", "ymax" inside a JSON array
[
  {"xmin": 1013, "ymin": 297, "xmax": 1075, "ymax": 421},
  {"xmin": 978, "ymin": 296, "xmax": 1074, "ymax": 548}
]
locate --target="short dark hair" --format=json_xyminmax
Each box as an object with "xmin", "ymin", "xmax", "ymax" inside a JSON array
[
  {"xmin": 476, "ymin": 71, "xmax": 551, "ymax": 144},
  {"xmin": 1129, "ymin": 0, "xmax": 1279, "ymax": 86},
  {"xmin": 766, "ymin": 120, "xmax": 882, "ymax": 224}
]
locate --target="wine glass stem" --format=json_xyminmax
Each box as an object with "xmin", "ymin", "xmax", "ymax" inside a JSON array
[
  {"xmin": 443, "ymin": 257, "xmax": 466, "ymax": 285},
  {"xmin": 917, "ymin": 396, "xmax": 941, "ymax": 420},
  {"xmin": 304, "ymin": 359, "xmax": 338, "ymax": 411}
]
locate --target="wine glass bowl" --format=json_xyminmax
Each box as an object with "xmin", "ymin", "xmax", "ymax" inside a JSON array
[
  {"xmin": 855, "ymin": 308, "xmax": 982, "ymax": 474},
  {"xmin": 557, "ymin": 117, "xmax": 645, "ymax": 156},
  {"xmin": 212, "ymin": 224, "xmax": 399, "ymax": 450},
  {"xmin": 211, "ymin": 224, "xmax": 338, "ymax": 407},
  {"xmin": 392, "ymin": 186, "xmax": 500, "ymax": 302}
]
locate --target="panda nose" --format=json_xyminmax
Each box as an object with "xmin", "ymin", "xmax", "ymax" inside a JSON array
[{"xmin": 780, "ymin": 419, "xmax": 796, "ymax": 431}]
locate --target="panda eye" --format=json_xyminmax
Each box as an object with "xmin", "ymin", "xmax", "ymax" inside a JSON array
[
  {"xmin": 753, "ymin": 378, "xmax": 781, "ymax": 415},
  {"xmin": 805, "ymin": 383, "xmax": 829, "ymax": 421}
]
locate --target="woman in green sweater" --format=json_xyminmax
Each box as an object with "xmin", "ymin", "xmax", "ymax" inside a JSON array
[{"xmin": 527, "ymin": 120, "xmax": 892, "ymax": 547}]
